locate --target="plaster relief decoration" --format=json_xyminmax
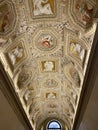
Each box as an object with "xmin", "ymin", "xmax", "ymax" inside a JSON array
[
  {"xmin": 29, "ymin": 97, "xmax": 40, "ymax": 115},
  {"xmin": 70, "ymin": 0, "xmax": 96, "ymax": 28},
  {"xmin": 44, "ymin": 79, "xmax": 58, "ymax": 88},
  {"xmin": 47, "ymin": 110, "xmax": 58, "ymax": 115},
  {"xmin": 46, "ymin": 92, "xmax": 57, "ymax": 99},
  {"xmin": 65, "ymin": 32, "xmax": 88, "ymax": 67},
  {"xmin": 41, "ymin": 60, "xmax": 55, "ymax": 72},
  {"xmin": 23, "ymin": 88, "xmax": 34, "ymax": 106},
  {"xmin": 68, "ymin": 39, "xmax": 87, "ymax": 66},
  {"xmin": 0, "ymin": 38, "xmax": 9, "ymax": 48},
  {"xmin": 5, "ymin": 43, "xmax": 26, "ymax": 72},
  {"xmin": 30, "ymin": 0, "xmax": 56, "ymax": 18},
  {"xmin": 64, "ymin": 62, "xmax": 81, "ymax": 87},
  {"xmin": 62, "ymin": 81, "xmax": 78, "ymax": 105},
  {"xmin": 8, "ymin": 45, "xmax": 24, "ymax": 65},
  {"xmin": 47, "ymin": 102, "xmax": 58, "ymax": 109},
  {"xmin": 69, "ymin": 41, "xmax": 85, "ymax": 61},
  {"xmin": 66, "ymin": 86, "xmax": 78, "ymax": 105},
  {"xmin": 17, "ymin": 69, "xmax": 33, "ymax": 89},
  {"xmin": 62, "ymin": 96, "xmax": 75, "ymax": 120},
  {"xmin": 0, "ymin": 0, "xmax": 16, "ymax": 35}
]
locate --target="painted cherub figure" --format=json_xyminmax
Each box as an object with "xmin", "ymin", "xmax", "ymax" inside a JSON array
[
  {"xmin": 8, "ymin": 46, "xmax": 24, "ymax": 65},
  {"xmin": 41, "ymin": 35, "xmax": 53, "ymax": 48},
  {"xmin": 70, "ymin": 42, "xmax": 85, "ymax": 61},
  {"xmin": 76, "ymin": 2, "xmax": 93, "ymax": 23},
  {"xmin": 44, "ymin": 61, "xmax": 54, "ymax": 71},
  {"xmin": 33, "ymin": 0, "xmax": 53, "ymax": 16}
]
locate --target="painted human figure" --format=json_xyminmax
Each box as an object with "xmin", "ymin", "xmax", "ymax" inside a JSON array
[
  {"xmin": 63, "ymin": 96, "xmax": 74, "ymax": 114},
  {"xmin": 47, "ymin": 92, "xmax": 56, "ymax": 99},
  {"xmin": 69, "ymin": 67, "xmax": 80, "ymax": 86},
  {"xmin": 0, "ymin": 38, "xmax": 8, "ymax": 47},
  {"xmin": 33, "ymin": 0, "xmax": 53, "ymax": 16},
  {"xmin": 76, "ymin": 2, "xmax": 93, "ymax": 23},
  {"xmin": 8, "ymin": 46, "xmax": 23, "ymax": 65},
  {"xmin": 44, "ymin": 61, "xmax": 54, "ymax": 71},
  {"xmin": 70, "ymin": 42, "xmax": 85, "ymax": 61},
  {"xmin": 41, "ymin": 35, "xmax": 53, "ymax": 48},
  {"xmin": 0, "ymin": 11, "xmax": 10, "ymax": 32},
  {"xmin": 24, "ymin": 90, "xmax": 31, "ymax": 101}
]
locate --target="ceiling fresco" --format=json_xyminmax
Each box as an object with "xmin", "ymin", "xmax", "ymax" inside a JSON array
[
  {"xmin": 0, "ymin": 0, "xmax": 97, "ymax": 130},
  {"xmin": 0, "ymin": 0, "xmax": 16, "ymax": 36}
]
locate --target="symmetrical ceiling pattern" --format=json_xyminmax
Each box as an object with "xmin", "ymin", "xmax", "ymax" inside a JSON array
[{"xmin": 0, "ymin": 0, "xmax": 97, "ymax": 130}]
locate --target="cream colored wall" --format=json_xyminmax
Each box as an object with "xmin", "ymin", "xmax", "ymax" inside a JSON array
[
  {"xmin": 79, "ymin": 74, "xmax": 98, "ymax": 130},
  {"xmin": 0, "ymin": 89, "xmax": 27, "ymax": 130}
]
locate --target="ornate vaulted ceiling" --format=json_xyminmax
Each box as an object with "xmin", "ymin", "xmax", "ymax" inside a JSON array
[{"xmin": 0, "ymin": 0, "xmax": 98, "ymax": 130}]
